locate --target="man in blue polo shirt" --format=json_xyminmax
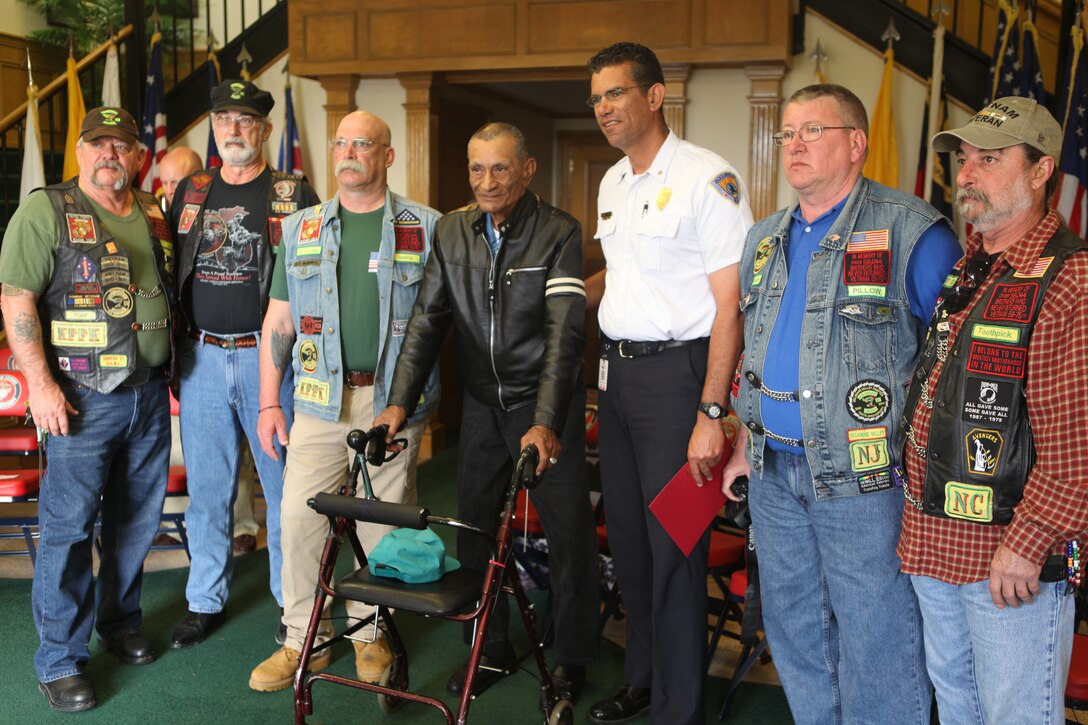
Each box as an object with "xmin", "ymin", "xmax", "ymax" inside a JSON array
[{"xmin": 722, "ymin": 84, "xmax": 962, "ymax": 724}]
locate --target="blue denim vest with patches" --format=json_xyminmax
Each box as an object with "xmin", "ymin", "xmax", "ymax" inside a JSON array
[
  {"xmin": 280, "ymin": 190, "xmax": 440, "ymax": 423},
  {"xmin": 736, "ymin": 176, "xmax": 944, "ymax": 499}
]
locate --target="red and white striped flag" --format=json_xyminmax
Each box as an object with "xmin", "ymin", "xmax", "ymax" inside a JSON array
[{"xmin": 138, "ymin": 32, "xmax": 167, "ymax": 194}]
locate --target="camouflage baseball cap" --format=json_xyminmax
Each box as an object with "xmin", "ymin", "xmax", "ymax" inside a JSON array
[{"xmin": 80, "ymin": 107, "xmax": 140, "ymax": 146}]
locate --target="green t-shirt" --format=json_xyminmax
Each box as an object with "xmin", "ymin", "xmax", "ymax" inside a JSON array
[
  {"xmin": 270, "ymin": 205, "xmax": 383, "ymax": 372},
  {"xmin": 0, "ymin": 190, "xmax": 171, "ymax": 367}
]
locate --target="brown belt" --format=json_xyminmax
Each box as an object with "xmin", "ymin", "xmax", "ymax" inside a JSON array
[
  {"xmin": 192, "ymin": 330, "xmax": 258, "ymax": 349},
  {"xmin": 345, "ymin": 371, "xmax": 376, "ymax": 388}
]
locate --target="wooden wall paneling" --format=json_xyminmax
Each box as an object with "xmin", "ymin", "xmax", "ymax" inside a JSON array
[
  {"xmin": 400, "ymin": 72, "xmax": 439, "ymax": 207},
  {"xmin": 662, "ymin": 64, "xmax": 691, "ymax": 139},
  {"xmin": 746, "ymin": 63, "xmax": 785, "ymax": 221},
  {"xmin": 319, "ymin": 74, "xmax": 359, "ymax": 196},
  {"xmin": 526, "ymin": 0, "xmax": 691, "ymax": 53}
]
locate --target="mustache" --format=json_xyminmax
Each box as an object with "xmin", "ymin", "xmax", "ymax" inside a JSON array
[
  {"xmin": 224, "ymin": 138, "xmax": 252, "ymax": 149},
  {"xmin": 91, "ymin": 159, "xmax": 129, "ymax": 190},
  {"xmin": 956, "ymin": 188, "xmax": 989, "ymax": 205},
  {"xmin": 335, "ymin": 159, "xmax": 365, "ymax": 175}
]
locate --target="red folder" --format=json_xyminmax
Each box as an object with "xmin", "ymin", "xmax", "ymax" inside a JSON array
[{"xmin": 649, "ymin": 456, "xmax": 728, "ymax": 557}]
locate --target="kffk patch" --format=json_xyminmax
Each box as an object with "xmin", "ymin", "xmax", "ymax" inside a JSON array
[
  {"xmin": 983, "ymin": 282, "xmax": 1038, "ymax": 323},
  {"xmin": 66, "ymin": 214, "xmax": 96, "ymax": 244},
  {"xmin": 51, "ymin": 321, "xmax": 107, "ymax": 348}
]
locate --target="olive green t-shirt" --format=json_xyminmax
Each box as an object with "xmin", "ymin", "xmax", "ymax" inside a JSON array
[
  {"xmin": 269, "ymin": 206, "xmax": 383, "ymax": 372},
  {"xmin": 0, "ymin": 190, "xmax": 171, "ymax": 367}
]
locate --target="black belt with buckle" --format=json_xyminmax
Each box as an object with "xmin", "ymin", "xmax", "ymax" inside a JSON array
[
  {"xmin": 192, "ymin": 330, "xmax": 259, "ymax": 349},
  {"xmin": 345, "ymin": 371, "xmax": 376, "ymax": 388},
  {"xmin": 603, "ymin": 336, "xmax": 707, "ymax": 359}
]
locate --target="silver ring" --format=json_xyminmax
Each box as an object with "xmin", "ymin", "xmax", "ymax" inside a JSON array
[{"xmin": 548, "ymin": 457, "xmax": 558, "ymax": 465}]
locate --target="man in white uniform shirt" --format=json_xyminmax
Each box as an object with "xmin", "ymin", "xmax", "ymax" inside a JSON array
[{"xmin": 584, "ymin": 41, "xmax": 753, "ymax": 724}]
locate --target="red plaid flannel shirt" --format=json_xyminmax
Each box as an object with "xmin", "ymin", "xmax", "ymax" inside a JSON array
[{"xmin": 898, "ymin": 210, "xmax": 1088, "ymax": 583}]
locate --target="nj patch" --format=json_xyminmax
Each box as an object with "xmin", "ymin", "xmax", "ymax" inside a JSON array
[
  {"xmin": 966, "ymin": 341, "xmax": 1027, "ymax": 379},
  {"xmin": 298, "ymin": 340, "xmax": 319, "ymax": 374},
  {"xmin": 299, "ymin": 316, "xmax": 323, "ymax": 336},
  {"xmin": 944, "ymin": 481, "xmax": 993, "ymax": 522},
  {"xmin": 857, "ymin": 470, "xmax": 893, "ymax": 495},
  {"xmin": 51, "ymin": 321, "xmax": 107, "ymax": 348},
  {"xmin": 178, "ymin": 204, "xmax": 200, "ymax": 234},
  {"xmin": 711, "ymin": 171, "xmax": 741, "ymax": 204},
  {"xmin": 1013, "ymin": 256, "xmax": 1053, "ymax": 278},
  {"xmin": 296, "ymin": 377, "xmax": 330, "ymax": 406},
  {"xmin": 846, "ymin": 379, "xmax": 890, "ymax": 423},
  {"xmin": 965, "ymin": 428, "xmax": 1003, "ymax": 477},
  {"xmin": 847, "ymin": 427, "xmax": 889, "ymax": 472},
  {"xmin": 65, "ymin": 214, "xmax": 96, "ymax": 244},
  {"xmin": 962, "ymin": 377, "xmax": 1013, "ymax": 426},
  {"xmin": 103, "ymin": 288, "xmax": 133, "ymax": 318},
  {"xmin": 983, "ymin": 282, "xmax": 1037, "ymax": 323}
]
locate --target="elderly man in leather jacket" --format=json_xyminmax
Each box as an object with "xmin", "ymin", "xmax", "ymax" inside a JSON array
[{"xmin": 374, "ymin": 122, "xmax": 598, "ymax": 702}]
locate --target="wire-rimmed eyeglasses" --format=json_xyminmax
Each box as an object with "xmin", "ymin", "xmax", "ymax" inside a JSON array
[{"xmin": 772, "ymin": 124, "xmax": 856, "ymax": 147}]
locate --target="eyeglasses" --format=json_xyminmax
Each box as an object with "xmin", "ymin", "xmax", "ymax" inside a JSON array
[
  {"xmin": 329, "ymin": 137, "xmax": 385, "ymax": 153},
  {"xmin": 585, "ymin": 85, "xmax": 649, "ymax": 108},
  {"xmin": 213, "ymin": 113, "xmax": 261, "ymax": 128},
  {"xmin": 772, "ymin": 125, "xmax": 856, "ymax": 147},
  {"xmin": 940, "ymin": 251, "xmax": 994, "ymax": 314}
]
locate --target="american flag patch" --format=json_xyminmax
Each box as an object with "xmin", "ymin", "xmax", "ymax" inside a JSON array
[
  {"xmin": 1013, "ymin": 256, "xmax": 1053, "ymax": 278},
  {"xmin": 847, "ymin": 230, "xmax": 890, "ymax": 251},
  {"xmin": 368, "ymin": 251, "xmax": 379, "ymax": 273},
  {"xmin": 394, "ymin": 209, "xmax": 420, "ymax": 225}
]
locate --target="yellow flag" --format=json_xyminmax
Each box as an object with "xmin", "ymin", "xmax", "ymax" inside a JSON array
[
  {"xmin": 863, "ymin": 48, "xmax": 898, "ymax": 189},
  {"xmin": 62, "ymin": 57, "xmax": 86, "ymax": 180}
]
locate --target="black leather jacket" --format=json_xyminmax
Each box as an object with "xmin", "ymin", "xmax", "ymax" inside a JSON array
[{"xmin": 387, "ymin": 192, "xmax": 585, "ymax": 432}]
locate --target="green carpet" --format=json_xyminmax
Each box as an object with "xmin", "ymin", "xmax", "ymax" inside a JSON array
[{"xmin": 0, "ymin": 446, "xmax": 792, "ymax": 723}]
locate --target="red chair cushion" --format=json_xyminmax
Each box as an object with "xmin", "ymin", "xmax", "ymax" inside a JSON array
[
  {"xmin": 1067, "ymin": 634, "xmax": 1088, "ymax": 704},
  {"xmin": 167, "ymin": 466, "xmax": 187, "ymax": 495},
  {"xmin": 0, "ymin": 428, "xmax": 40, "ymax": 453},
  {"xmin": 0, "ymin": 469, "xmax": 41, "ymax": 498},
  {"xmin": 728, "ymin": 569, "xmax": 748, "ymax": 599},
  {"xmin": 708, "ymin": 530, "xmax": 745, "ymax": 569}
]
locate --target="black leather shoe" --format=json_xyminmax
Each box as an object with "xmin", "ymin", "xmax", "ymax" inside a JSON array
[
  {"xmin": 445, "ymin": 645, "xmax": 516, "ymax": 697},
  {"xmin": 587, "ymin": 685, "xmax": 651, "ymax": 724},
  {"xmin": 39, "ymin": 674, "xmax": 96, "ymax": 712},
  {"xmin": 171, "ymin": 610, "xmax": 224, "ymax": 649},
  {"xmin": 99, "ymin": 631, "xmax": 155, "ymax": 665},
  {"xmin": 549, "ymin": 663, "xmax": 585, "ymax": 703}
]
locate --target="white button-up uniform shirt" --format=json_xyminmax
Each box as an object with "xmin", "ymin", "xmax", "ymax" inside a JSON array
[{"xmin": 595, "ymin": 132, "xmax": 753, "ymax": 342}]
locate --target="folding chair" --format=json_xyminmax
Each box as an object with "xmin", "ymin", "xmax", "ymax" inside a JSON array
[
  {"xmin": 0, "ymin": 366, "xmax": 44, "ymax": 563},
  {"xmin": 294, "ymin": 427, "xmax": 573, "ymax": 725}
]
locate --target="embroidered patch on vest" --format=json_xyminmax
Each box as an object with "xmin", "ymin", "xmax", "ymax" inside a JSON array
[
  {"xmin": 190, "ymin": 173, "xmax": 212, "ymax": 190},
  {"xmin": 392, "ymin": 319, "xmax": 408, "ymax": 336},
  {"xmin": 271, "ymin": 201, "xmax": 297, "ymax": 215},
  {"xmin": 394, "ymin": 209, "xmax": 420, "ymax": 225},
  {"xmin": 51, "ymin": 321, "xmax": 107, "ymax": 348},
  {"xmin": 274, "ymin": 179, "xmax": 296, "ymax": 200},
  {"xmin": 103, "ymin": 288, "xmax": 133, "ymax": 318},
  {"xmin": 847, "ymin": 427, "xmax": 889, "ymax": 472},
  {"xmin": 394, "ymin": 223, "xmax": 424, "ymax": 264},
  {"xmin": 64, "ymin": 310, "xmax": 97, "ymax": 321},
  {"xmin": 962, "ymin": 377, "xmax": 1013, "ymax": 426},
  {"xmin": 74, "ymin": 256, "xmax": 97, "ymax": 283},
  {"xmin": 99, "ymin": 354, "xmax": 128, "ymax": 368},
  {"xmin": 944, "ymin": 481, "xmax": 993, "ymax": 522},
  {"xmin": 296, "ymin": 377, "xmax": 330, "ymax": 406},
  {"xmin": 299, "ymin": 316, "xmax": 323, "ymax": 336},
  {"xmin": 846, "ymin": 379, "xmax": 890, "ymax": 423},
  {"xmin": 178, "ymin": 204, "xmax": 200, "ymax": 234},
  {"xmin": 982, "ymin": 282, "xmax": 1038, "ymax": 323},
  {"xmin": 753, "ymin": 237, "xmax": 773, "ymax": 283},
  {"xmin": 66, "ymin": 293, "xmax": 102, "ymax": 309},
  {"xmin": 966, "ymin": 341, "xmax": 1027, "ymax": 379},
  {"xmin": 857, "ymin": 470, "xmax": 893, "ymax": 494},
  {"xmin": 964, "ymin": 428, "xmax": 1004, "ymax": 477},
  {"xmin": 300, "ymin": 216, "xmax": 322, "ymax": 242},
  {"xmin": 268, "ymin": 217, "xmax": 283, "ymax": 248},
  {"xmin": 58, "ymin": 356, "xmax": 92, "ymax": 373},
  {"xmin": 298, "ymin": 340, "xmax": 319, "ymax": 374},
  {"xmin": 1013, "ymin": 256, "xmax": 1053, "ymax": 278},
  {"xmin": 970, "ymin": 323, "xmax": 1021, "ymax": 344},
  {"xmin": 66, "ymin": 214, "xmax": 96, "ymax": 244}
]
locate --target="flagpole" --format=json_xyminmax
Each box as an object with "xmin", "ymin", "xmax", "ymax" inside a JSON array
[{"xmin": 924, "ymin": 3, "xmax": 949, "ymax": 202}]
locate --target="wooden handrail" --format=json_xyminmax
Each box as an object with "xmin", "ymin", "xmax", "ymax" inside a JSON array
[{"xmin": 0, "ymin": 24, "xmax": 136, "ymax": 135}]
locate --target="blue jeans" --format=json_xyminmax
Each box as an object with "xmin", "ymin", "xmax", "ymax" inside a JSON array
[
  {"xmin": 32, "ymin": 376, "xmax": 170, "ymax": 683},
  {"xmin": 911, "ymin": 575, "xmax": 1073, "ymax": 725},
  {"xmin": 748, "ymin": 449, "xmax": 930, "ymax": 725},
  {"xmin": 178, "ymin": 335, "xmax": 293, "ymax": 613}
]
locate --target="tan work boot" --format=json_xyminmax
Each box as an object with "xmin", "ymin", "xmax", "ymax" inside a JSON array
[
  {"xmin": 249, "ymin": 646, "xmax": 331, "ymax": 692},
  {"xmin": 353, "ymin": 636, "xmax": 393, "ymax": 683}
]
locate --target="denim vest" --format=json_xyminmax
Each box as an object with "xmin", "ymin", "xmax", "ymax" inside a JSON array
[
  {"xmin": 280, "ymin": 190, "xmax": 440, "ymax": 423},
  {"xmin": 737, "ymin": 176, "xmax": 944, "ymax": 499}
]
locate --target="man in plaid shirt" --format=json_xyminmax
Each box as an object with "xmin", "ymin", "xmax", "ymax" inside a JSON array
[{"xmin": 899, "ymin": 96, "xmax": 1088, "ymax": 724}]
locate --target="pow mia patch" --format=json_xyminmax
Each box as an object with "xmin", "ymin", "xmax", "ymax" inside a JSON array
[
  {"xmin": 964, "ymin": 428, "xmax": 1004, "ymax": 477},
  {"xmin": 983, "ymin": 282, "xmax": 1038, "ymax": 323},
  {"xmin": 847, "ymin": 379, "xmax": 890, "ymax": 423},
  {"xmin": 299, "ymin": 316, "xmax": 323, "ymax": 336},
  {"xmin": 298, "ymin": 339, "xmax": 318, "ymax": 374},
  {"xmin": 711, "ymin": 171, "xmax": 741, "ymax": 204},
  {"xmin": 962, "ymin": 377, "xmax": 1013, "ymax": 426},
  {"xmin": 103, "ymin": 287, "xmax": 134, "ymax": 318}
]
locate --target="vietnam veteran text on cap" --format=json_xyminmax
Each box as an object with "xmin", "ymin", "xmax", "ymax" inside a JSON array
[
  {"xmin": 80, "ymin": 107, "xmax": 140, "ymax": 146},
  {"xmin": 210, "ymin": 79, "xmax": 275, "ymax": 117},
  {"xmin": 932, "ymin": 96, "xmax": 1062, "ymax": 158}
]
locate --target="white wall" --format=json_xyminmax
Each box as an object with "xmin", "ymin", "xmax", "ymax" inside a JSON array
[{"xmin": 0, "ymin": 0, "xmax": 49, "ymax": 38}]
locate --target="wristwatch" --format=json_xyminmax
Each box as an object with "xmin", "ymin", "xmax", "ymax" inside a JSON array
[{"xmin": 698, "ymin": 401, "xmax": 727, "ymax": 419}]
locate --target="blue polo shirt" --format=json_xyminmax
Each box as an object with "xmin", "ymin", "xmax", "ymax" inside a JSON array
[{"xmin": 760, "ymin": 202, "xmax": 962, "ymax": 453}]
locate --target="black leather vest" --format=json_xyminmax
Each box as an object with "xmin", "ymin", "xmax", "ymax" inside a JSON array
[
  {"xmin": 903, "ymin": 225, "xmax": 1086, "ymax": 524},
  {"xmin": 41, "ymin": 179, "xmax": 175, "ymax": 394}
]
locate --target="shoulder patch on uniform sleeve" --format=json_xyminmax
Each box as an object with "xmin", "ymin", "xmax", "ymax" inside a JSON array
[{"xmin": 711, "ymin": 171, "xmax": 740, "ymax": 204}]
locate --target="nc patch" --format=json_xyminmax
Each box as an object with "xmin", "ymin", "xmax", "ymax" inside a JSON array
[
  {"xmin": 965, "ymin": 428, "xmax": 1004, "ymax": 477},
  {"xmin": 846, "ymin": 379, "xmax": 890, "ymax": 423},
  {"xmin": 711, "ymin": 171, "xmax": 741, "ymax": 204},
  {"xmin": 944, "ymin": 481, "xmax": 993, "ymax": 522}
]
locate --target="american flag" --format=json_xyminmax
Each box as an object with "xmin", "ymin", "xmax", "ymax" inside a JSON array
[
  {"xmin": 1018, "ymin": 16, "xmax": 1046, "ymax": 104},
  {"xmin": 847, "ymin": 230, "xmax": 889, "ymax": 251},
  {"xmin": 984, "ymin": 0, "xmax": 1021, "ymax": 104},
  {"xmin": 138, "ymin": 32, "xmax": 167, "ymax": 194},
  {"xmin": 1055, "ymin": 20, "xmax": 1086, "ymax": 238},
  {"xmin": 206, "ymin": 49, "xmax": 222, "ymax": 168},
  {"xmin": 278, "ymin": 83, "xmax": 303, "ymax": 175}
]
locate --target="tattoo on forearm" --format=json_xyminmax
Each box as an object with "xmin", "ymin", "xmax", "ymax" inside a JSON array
[
  {"xmin": 271, "ymin": 329, "xmax": 295, "ymax": 373},
  {"xmin": 11, "ymin": 312, "xmax": 41, "ymax": 345},
  {"xmin": 2, "ymin": 285, "xmax": 27, "ymax": 297}
]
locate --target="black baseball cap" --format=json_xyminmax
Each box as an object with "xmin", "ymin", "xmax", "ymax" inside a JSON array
[
  {"xmin": 81, "ymin": 107, "xmax": 140, "ymax": 145},
  {"xmin": 211, "ymin": 79, "xmax": 274, "ymax": 117}
]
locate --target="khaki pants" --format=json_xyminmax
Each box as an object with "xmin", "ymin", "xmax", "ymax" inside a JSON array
[{"xmin": 280, "ymin": 385, "xmax": 424, "ymax": 650}]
